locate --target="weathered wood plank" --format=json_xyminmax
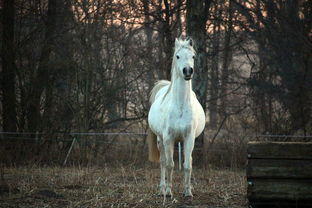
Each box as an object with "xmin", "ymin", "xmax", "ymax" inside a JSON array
[
  {"xmin": 247, "ymin": 142, "xmax": 312, "ymax": 159},
  {"xmin": 248, "ymin": 179, "xmax": 312, "ymax": 201},
  {"xmin": 249, "ymin": 200, "xmax": 312, "ymax": 208},
  {"xmin": 247, "ymin": 159, "xmax": 312, "ymax": 179}
]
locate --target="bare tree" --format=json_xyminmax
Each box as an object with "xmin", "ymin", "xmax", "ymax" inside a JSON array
[
  {"xmin": 232, "ymin": 0, "xmax": 312, "ymax": 134},
  {"xmin": 220, "ymin": 0, "xmax": 233, "ymax": 119},
  {"xmin": 208, "ymin": 2, "xmax": 221, "ymax": 130},
  {"xmin": 1, "ymin": 0, "xmax": 17, "ymax": 132}
]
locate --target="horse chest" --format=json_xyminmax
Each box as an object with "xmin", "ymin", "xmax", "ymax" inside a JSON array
[{"xmin": 166, "ymin": 107, "xmax": 192, "ymax": 137}]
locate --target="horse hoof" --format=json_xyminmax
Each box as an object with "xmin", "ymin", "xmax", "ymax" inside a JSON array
[
  {"xmin": 165, "ymin": 187, "xmax": 173, "ymax": 198},
  {"xmin": 183, "ymin": 194, "xmax": 193, "ymax": 198},
  {"xmin": 182, "ymin": 190, "xmax": 193, "ymax": 198},
  {"xmin": 157, "ymin": 193, "xmax": 172, "ymax": 198}
]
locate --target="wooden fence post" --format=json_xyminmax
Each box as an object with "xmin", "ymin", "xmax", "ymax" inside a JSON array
[{"xmin": 63, "ymin": 137, "xmax": 76, "ymax": 166}]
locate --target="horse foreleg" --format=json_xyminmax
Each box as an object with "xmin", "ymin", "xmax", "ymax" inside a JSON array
[
  {"xmin": 183, "ymin": 137, "xmax": 194, "ymax": 197},
  {"xmin": 164, "ymin": 139, "xmax": 174, "ymax": 198},
  {"xmin": 158, "ymin": 138, "xmax": 166, "ymax": 196}
]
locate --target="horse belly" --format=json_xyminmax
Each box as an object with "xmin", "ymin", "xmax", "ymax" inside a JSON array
[
  {"xmin": 148, "ymin": 99, "xmax": 166, "ymax": 136},
  {"xmin": 148, "ymin": 105, "xmax": 160, "ymax": 135},
  {"xmin": 194, "ymin": 104, "xmax": 205, "ymax": 138}
]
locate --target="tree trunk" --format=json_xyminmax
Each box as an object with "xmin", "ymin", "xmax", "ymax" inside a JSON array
[
  {"xmin": 143, "ymin": 0, "xmax": 154, "ymax": 91},
  {"xmin": 143, "ymin": 0, "xmax": 152, "ymax": 45},
  {"xmin": 1, "ymin": 0, "xmax": 17, "ymax": 132},
  {"xmin": 163, "ymin": 0, "xmax": 174, "ymax": 79},
  {"xmin": 208, "ymin": 6, "xmax": 221, "ymax": 130},
  {"xmin": 26, "ymin": 0, "xmax": 59, "ymax": 133},
  {"xmin": 175, "ymin": 0, "xmax": 183, "ymax": 36},
  {"xmin": 220, "ymin": 0, "xmax": 233, "ymax": 118},
  {"xmin": 186, "ymin": 0, "xmax": 211, "ymax": 109}
]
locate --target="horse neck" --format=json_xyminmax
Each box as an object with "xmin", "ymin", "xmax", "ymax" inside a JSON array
[{"xmin": 170, "ymin": 68, "xmax": 192, "ymax": 106}]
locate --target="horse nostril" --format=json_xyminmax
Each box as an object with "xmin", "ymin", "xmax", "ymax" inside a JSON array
[
  {"xmin": 189, "ymin": 67, "xmax": 193, "ymax": 74},
  {"xmin": 183, "ymin": 67, "xmax": 187, "ymax": 75}
]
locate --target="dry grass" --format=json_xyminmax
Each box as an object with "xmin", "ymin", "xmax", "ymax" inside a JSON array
[{"xmin": 0, "ymin": 164, "xmax": 247, "ymax": 208}]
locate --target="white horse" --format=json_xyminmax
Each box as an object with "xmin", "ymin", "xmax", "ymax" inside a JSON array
[{"xmin": 147, "ymin": 37, "xmax": 205, "ymax": 199}]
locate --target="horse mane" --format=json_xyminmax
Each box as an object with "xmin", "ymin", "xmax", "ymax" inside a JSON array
[{"xmin": 149, "ymin": 80, "xmax": 171, "ymax": 104}]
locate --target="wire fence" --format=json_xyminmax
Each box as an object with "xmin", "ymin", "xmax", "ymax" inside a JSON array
[
  {"xmin": 254, "ymin": 134, "xmax": 312, "ymax": 142},
  {"xmin": 1, "ymin": 132, "xmax": 312, "ymax": 167},
  {"xmin": 1, "ymin": 131, "xmax": 312, "ymax": 150},
  {"xmin": 0, "ymin": 132, "xmax": 147, "ymax": 144},
  {"xmin": 0, "ymin": 131, "xmax": 201, "ymax": 150},
  {"xmin": 0, "ymin": 131, "xmax": 150, "ymax": 166}
]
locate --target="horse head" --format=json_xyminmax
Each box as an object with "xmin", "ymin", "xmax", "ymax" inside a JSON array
[{"xmin": 173, "ymin": 38, "xmax": 196, "ymax": 81}]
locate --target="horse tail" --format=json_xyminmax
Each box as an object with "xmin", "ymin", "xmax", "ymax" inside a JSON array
[
  {"xmin": 149, "ymin": 80, "xmax": 170, "ymax": 104},
  {"xmin": 147, "ymin": 128, "xmax": 160, "ymax": 163}
]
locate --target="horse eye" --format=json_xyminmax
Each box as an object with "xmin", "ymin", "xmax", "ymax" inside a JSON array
[
  {"xmin": 192, "ymin": 56, "xmax": 195, "ymax": 59},
  {"xmin": 176, "ymin": 55, "xmax": 179, "ymax": 59}
]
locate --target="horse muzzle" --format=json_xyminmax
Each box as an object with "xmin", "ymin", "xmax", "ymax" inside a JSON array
[
  {"xmin": 183, "ymin": 67, "xmax": 193, "ymax": 80},
  {"xmin": 184, "ymin": 75, "xmax": 192, "ymax": 80}
]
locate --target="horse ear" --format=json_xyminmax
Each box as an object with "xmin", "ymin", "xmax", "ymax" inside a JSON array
[{"xmin": 189, "ymin": 38, "xmax": 193, "ymax": 47}]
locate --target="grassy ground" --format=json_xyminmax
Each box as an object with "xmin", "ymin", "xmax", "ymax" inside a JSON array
[{"xmin": 0, "ymin": 164, "xmax": 247, "ymax": 207}]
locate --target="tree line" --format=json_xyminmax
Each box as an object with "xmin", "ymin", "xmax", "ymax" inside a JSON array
[{"xmin": 1, "ymin": 0, "xmax": 311, "ymax": 137}]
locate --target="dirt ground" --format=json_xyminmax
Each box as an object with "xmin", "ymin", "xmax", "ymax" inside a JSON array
[{"xmin": 0, "ymin": 164, "xmax": 247, "ymax": 207}]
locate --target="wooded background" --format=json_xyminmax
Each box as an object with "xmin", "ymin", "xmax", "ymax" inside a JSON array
[{"xmin": 1, "ymin": 0, "xmax": 311, "ymax": 137}]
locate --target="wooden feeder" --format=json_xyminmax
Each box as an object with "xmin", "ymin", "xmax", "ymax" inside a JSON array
[{"xmin": 247, "ymin": 141, "xmax": 312, "ymax": 207}]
